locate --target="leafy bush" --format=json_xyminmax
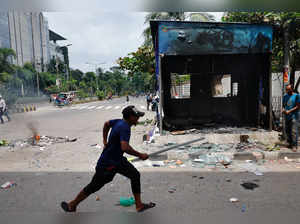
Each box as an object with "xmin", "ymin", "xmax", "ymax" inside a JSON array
[
  {"xmin": 78, "ymin": 90, "xmax": 88, "ymax": 99},
  {"xmin": 96, "ymin": 90, "xmax": 105, "ymax": 100},
  {"xmin": 44, "ymin": 85, "xmax": 60, "ymax": 94}
]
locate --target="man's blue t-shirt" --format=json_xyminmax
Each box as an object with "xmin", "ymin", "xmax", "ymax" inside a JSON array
[
  {"xmin": 283, "ymin": 93, "xmax": 299, "ymax": 121},
  {"xmin": 96, "ymin": 119, "xmax": 130, "ymax": 168}
]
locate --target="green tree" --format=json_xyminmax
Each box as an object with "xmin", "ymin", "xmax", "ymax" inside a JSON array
[
  {"xmin": 70, "ymin": 69, "xmax": 84, "ymax": 82},
  {"xmin": 117, "ymin": 45, "xmax": 156, "ymax": 93},
  {"xmin": 47, "ymin": 57, "xmax": 65, "ymax": 74},
  {"xmin": 187, "ymin": 12, "xmax": 216, "ymax": 22},
  {"xmin": 222, "ymin": 12, "xmax": 300, "ymax": 88},
  {"xmin": 39, "ymin": 72, "xmax": 56, "ymax": 91},
  {"xmin": 143, "ymin": 12, "xmax": 186, "ymax": 47},
  {"xmin": 0, "ymin": 48, "xmax": 16, "ymax": 74}
]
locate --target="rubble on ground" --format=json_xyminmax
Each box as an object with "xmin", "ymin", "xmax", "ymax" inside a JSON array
[
  {"xmin": 2, "ymin": 135, "xmax": 77, "ymax": 150},
  {"xmin": 134, "ymin": 126, "xmax": 282, "ymax": 169}
]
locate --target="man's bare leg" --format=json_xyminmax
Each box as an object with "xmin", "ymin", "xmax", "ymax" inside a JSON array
[
  {"xmin": 133, "ymin": 193, "xmax": 155, "ymax": 212},
  {"xmin": 133, "ymin": 193, "xmax": 143, "ymax": 211},
  {"xmin": 63, "ymin": 190, "xmax": 88, "ymax": 212}
]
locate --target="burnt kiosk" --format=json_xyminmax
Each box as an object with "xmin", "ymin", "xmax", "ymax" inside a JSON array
[{"xmin": 150, "ymin": 21, "xmax": 273, "ymax": 131}]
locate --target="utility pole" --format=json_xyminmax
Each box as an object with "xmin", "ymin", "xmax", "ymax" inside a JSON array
[
  {"xmin": 86, "ymin": 62, "xmax": 106, "ymax": 92},
  {"xmin": 36, "ymin": 59, "xmax": 40, "ymax": 96},
  {"xmin": 282, "ymin": 24, "xmax": 290, "ymax": 140}
]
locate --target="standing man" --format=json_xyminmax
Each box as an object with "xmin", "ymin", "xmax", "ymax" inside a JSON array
[
  {"xmin": 0, "ymin": 95, "xmax": 10, "ymax": 124},
  {"xmin": 61, "ymin": 105, "xmax": 156, "ymax": 212},
  {"xmin": 282, "ymin": 84, "xmax": 300, "ymax": 152},
  {"xmin": 146, "ymin": 94, "xmax": 152, "ymax": 111}
]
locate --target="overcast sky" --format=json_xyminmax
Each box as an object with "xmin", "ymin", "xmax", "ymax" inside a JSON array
[{"xmin": 44, "ymin": 12, "xmax": 223, "ymax": 73}]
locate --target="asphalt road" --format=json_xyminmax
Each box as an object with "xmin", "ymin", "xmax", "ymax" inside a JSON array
[
  {"xmin": 1, "ymin": 97, "xmax": 300, "ymax": 223},
  {"xmin": 0, "ymin": 96, "xmax": 151, "ymax": 139},
  {"xmin": 1, "ymin": 172, "xmax": 300, "ymax": 223},
  {"xmin": 0, "ymin": 96, "xmax": 156, "ymax": 171}
]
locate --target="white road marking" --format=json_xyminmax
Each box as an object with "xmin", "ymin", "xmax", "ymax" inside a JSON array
[
  {"xmin": 96, "ymin": 106, "xmax": 104, "ymax": 109},
  {"xmin": 140, "ymin": 105, "xmax": 146, "ymax": 110},
  {"xmin": 114, "ymin": 106, "xmax": 120, "ymax": 109},
  {"xmin": 105, "ymin": 106, "xmax": 112, "ymax": 110},
  {"xmin": 87, "ymin": 106, "xmax": 96, "ymax": 109},
  {"xmin": 70, "ymin": 106, "xmax": 80, "ymax": 109},
  {"xmin": 78, "ymin": 105, "xmax": 89, "ymax": 110}
]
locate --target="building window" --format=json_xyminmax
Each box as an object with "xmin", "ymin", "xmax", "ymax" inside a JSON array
[
  {"xmin": 170, "ymin": 73, "xmax": 191, "ymax": 99},
  {"xmin": 232, "ymin": 82, "xmax": 239, "ymax": 96},
  {"xmin": 212, "ymin": 74, "xmax": 232, "ymax": 97}
]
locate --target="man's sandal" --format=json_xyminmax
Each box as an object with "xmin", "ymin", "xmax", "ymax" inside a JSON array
[
  {"xmin": 61, "ymin": 201, "xmax": 76, "ymax": 212},
  {"xmin": 137, "ymin": 202, "xmax": 156, "ymax": 212}
]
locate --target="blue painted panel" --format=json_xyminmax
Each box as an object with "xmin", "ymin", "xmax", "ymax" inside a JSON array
[{"xmin": 157, "ymin": 22, "xmax": 272, "ymax": 55}]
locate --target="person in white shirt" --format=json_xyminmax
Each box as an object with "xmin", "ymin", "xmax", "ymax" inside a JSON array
[{"xmin": 0, "ymin": 95, "xmax": 10, "ymax": 123}]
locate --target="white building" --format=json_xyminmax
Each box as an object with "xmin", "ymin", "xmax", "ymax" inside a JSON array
[{"xmin": 0, "ymin": 12, "xmax": 67, "ymax": 72}]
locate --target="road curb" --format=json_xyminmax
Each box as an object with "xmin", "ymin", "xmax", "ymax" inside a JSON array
[
  {"xmin": 11, "ymin": 104, "xmax": 37, "ymax": 113},
  {"xmin": 233, "ymin": 151, "xmax": 300, "ymax": 161},
  {"xmin": 278, "ymin": 152, "xmax": 300, "ymax": 159},
  {"xmin": 233, "ymin": 152, "xmax": 256, "ymax": 161}
]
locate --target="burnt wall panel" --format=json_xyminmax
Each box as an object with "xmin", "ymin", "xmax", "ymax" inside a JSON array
[{"xmin": 162, "ymin": 54, "xmax": 270, "ymax": 129}]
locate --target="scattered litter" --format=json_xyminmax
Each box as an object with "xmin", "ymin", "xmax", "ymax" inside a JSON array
[
  {"xmin": 241, "ymin": 204, "xmax": 246, "ymax": 212},
  {"xmin": 241, "ymin": 182, "xmax": 259, "ymax": 190},
  {"xmin": 253, "ymin": 170, "xmax": 263, "ymax": 176},
  {"xmin": 236, "ymin": 163, "xmax": 265, "ymax": 176},
  {"xmin": 175, "ymin": 160, "xmax": 183, "ymax": 165},
  {"xmin": 171, "ymin": 130, "xmax": 186, "ymax": 135},
  {"xmin": 229, "ymin": 198, "xmax": 239, "ymax": 203},
  {"xmin": 152, "ymin": 161, "xmax": 165, "ymax": 167},
  {"xmin": 91, "ymin": 144, "xmax": 101, "ymax": 149},
  {"xmin": 143, "ymin": 134, "xmax": 148, "ymax": 141},
  {"xmin": 119, "ymin": 197, "xmax": 135, "ymax": 206},
  {"xmin": 284, "ymin": 157, "xmax": 293, "ymax": 162},
  {"xmin": 7, "ymin": 136, "xmax": 77, "ymax": 150},
  {"xmin": 193, "ymin": 158, "xmax": 205, "ymax": 163},
  {"xmin": 199, "ymin": 176, "xmax": 204, "ymax": 179},
  {"xmin": 226, "ymin": 179, "xmax": 231, "ymax": 182},
  {"xmin": 68, "ymin": 138, "xmax": 77, "ymax": 142},
  {"xmin": 0, "ymin": 139, "xmax": 8, "ymax": 146},
  {"xmin": 168, "ymin": 187, "xmax": 176, "ymax": 193},
  {"xmin": 266, "ymin": 144, "xmax": 281, "ymax": 151},
  {"xmin": 192, "ymin": 153, "xmax": 232, "ymax": 167},
  {"xmin": 1, "ymin": 181, "xmax": 16, "ymax": 189},
  {"xmin": 240, "ymin": 135, "xmax": 249, "ymax": 143},
  {"xmin": 95, "ymin": 195, "xmax": 100, "ymax": 201}
]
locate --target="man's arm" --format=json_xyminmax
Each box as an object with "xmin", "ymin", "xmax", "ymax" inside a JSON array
[
  {"xmin": 102, "ymin": 121, "xmax": 111, "ymax": 147},
  {"xmin": 285, "ymin": 95, "xmax": 300, "ymax": 114},
  {"xmin": 286, "ymin": 105, "xmax": 299, "ymax": 114},
  {"xmin": 121, "ymin": 141, "xmax": 148, "ymax": 160}
]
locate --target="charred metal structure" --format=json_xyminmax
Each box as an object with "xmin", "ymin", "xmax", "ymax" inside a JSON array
[{"xmin": 150, "ymin": 21, "xmax": 273, "ymax": 131}]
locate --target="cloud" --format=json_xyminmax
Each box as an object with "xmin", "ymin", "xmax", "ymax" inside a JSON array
[
  {"xmin": 44, "ymin": 12, "xmax": 223, "ymax": 72},
  {"xmin": 44, "ymin": 12, "xmax": 147, "ymax": 72}
]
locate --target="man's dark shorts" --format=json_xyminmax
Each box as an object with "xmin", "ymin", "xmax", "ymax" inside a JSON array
[{"xmin": 83, "ymin": 159, "xmax": 141, "ymax": 195}]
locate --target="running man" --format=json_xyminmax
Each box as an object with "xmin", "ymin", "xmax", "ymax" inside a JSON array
[{"xmin": 61, "ymin": 105, "xmax": 156, "ymax": 212}]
